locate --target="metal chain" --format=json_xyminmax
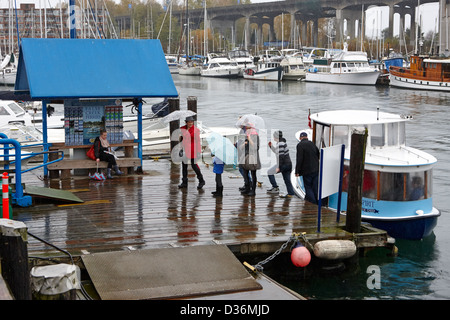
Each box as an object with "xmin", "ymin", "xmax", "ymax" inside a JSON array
[{"xmin": 254, "ymin": 234, "xmax": 298, "ymax": 272}]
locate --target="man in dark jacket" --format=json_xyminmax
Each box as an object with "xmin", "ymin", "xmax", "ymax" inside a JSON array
[{"xmin": 295, "ymin": 132, "xmax": 320, "ymax": 204}]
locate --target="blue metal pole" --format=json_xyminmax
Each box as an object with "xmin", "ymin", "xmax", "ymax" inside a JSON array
[
  {"xmin": 69, "ymin": 0, "xmax": 77, "ymax": 39},
  {"xmin": 42, "ymin": 100, "xmax": 48, "ymax": 177},
  {"xmin": 138, "ymin": 100, "xmax": 143, "ymax": 169},
  {"xmin": 317, "ymin": 148, "xmax": 324, "ymax": 233}
]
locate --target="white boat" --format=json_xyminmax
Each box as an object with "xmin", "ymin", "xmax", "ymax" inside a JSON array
[
  {"xmin": 0, "ymin": 54, "xmax": 17, "ymax": 86},
  {"xmin": 292, "ymin": 109, "xmax": 439, "ymax": 240},
  {"xmin": 305, "ymin": 51, "xmax": 380, "ymax": 85},
  {"xmin": 201, "ymin": 54, "xmax": 240, "ymax": 78},
  {"xmin": 228, "ymin": 49, "xmax": 255, "ymax": 77},
  {"xmin": 302, "ymin": 47, "xmax": 341, "ymax": 66},
  {"xmin": 280, "ymin": 50, "xmax": 306, "ymax": 81},
  {"xmin": 243, "ymin": 51, "xmax": 284, "ymax": 82},
  {"xmin": 165, "ymin": 55, "xmax": 180, "ymax": 74},
  {"xmin": 178, "ymin": 59, "xmax": 202, "ymax": 76}
]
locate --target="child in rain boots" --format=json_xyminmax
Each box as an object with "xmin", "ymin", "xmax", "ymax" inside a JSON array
[{"xmin": 211, "ymin": 155, "xmax": 224, "ymax": 197}]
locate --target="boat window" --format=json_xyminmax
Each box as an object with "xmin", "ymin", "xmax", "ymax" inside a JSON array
[
  {"xmin": 333, "ymin": 125, "xmax": 348, "ymax": 146},
  {"xmin": 399, "ymin": 122, "xmax": 405, "ymax": 145},
  {"xmin": 0, "ymin": 106, "xmax": 10, "ymax": 115},
  {"xmin": 341, "ymin": 167, "xmax": 377, "ymax": 199},
  {"xmin": 370, "ymin": 124, "xmax": 385, "ymax": 147},
  {"xmin": 379, "ymin": 170, "xmax": 432, "ymax": 201},
  {"xmin": 7, "ymin": 103, "xmax": 25, "ymax": 116},
  {"xmin": 387, "ymin": 122, "xmax": 398, "ymax": 146},
  {"xmin": 314, "ymin": 123, "xmax": 330, "ymax": 148}
]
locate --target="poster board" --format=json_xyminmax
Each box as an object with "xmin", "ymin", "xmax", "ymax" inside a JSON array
[{"xmin": 64, "ymin": 99, "xmax": 123, "ymax": 145}]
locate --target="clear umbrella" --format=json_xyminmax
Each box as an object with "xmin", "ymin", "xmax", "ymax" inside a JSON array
[
  {"xmin": 235, "ymin": 114, "xmax": 265, "ymax": 130},
  {"xmin": 163, "ymin": 110, "xmax": 197, "ymax": 123},
  {"xmin": 206, "ymin": 132, "xmax": 237, "ymax": 165}
]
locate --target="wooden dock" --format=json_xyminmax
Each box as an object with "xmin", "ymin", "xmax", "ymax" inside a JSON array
[{"xmin": 12, "ymin": 158, "xmax": 389, "ymax": 258}]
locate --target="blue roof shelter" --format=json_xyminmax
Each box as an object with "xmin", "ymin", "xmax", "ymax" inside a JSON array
[{"xmin": 14, "ymin": 38, "xmax": 178, "ymax": 175}]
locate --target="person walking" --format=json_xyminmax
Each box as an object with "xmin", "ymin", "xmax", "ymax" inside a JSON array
[
  {"xmin": 94, "ymin": 129, "xmax": 123, "ymax": 179},
  {"xmin": 295, "ymin": 131, "xmax": 320, "ymax": 204},
  {"xmin": 267, "ymin": 130, "xmax": 295, "ymax": 197},
  {"xmin": 178, "ymin": 116, "xmax": 205, "ymax": 189},
  {"xmin": 238, "ymin": 122, "xmax": 260, "ymax": 196}
]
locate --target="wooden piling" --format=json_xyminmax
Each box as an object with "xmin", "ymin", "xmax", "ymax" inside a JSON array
[
  {"xmin": 168, "ymin": 98, "xmax": 180, "ymax": 152},
  {"xmin": 0, "ymin": 219, "xmax": 31, "ymax": 300},
  {"xmin": 345, "ymin": 128, "xmax": 368, "ymax": 234},
  {"xmin": 187, "ymin": 96, "xmax": 197, "ymax": 121}
]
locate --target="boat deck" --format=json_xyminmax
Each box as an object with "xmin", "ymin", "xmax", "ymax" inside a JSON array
[{"xmin": 12, "ymin": 158, "xmax": 360, "ymax": 257}]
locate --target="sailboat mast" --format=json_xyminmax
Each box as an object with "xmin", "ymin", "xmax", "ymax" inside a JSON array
[{"xmin": 69, "ymin": 0, "xmax": 77, "ymax": 38}]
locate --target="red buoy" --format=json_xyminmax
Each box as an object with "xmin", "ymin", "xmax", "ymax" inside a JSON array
[{"xmin": 291, "ymin": 243, "xmax": 311, "ymax": 267}]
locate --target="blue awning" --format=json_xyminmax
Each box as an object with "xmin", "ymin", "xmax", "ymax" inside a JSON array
[{"xmin": 15, "ymin": 38, "xmax": 178, "ymax": 100}]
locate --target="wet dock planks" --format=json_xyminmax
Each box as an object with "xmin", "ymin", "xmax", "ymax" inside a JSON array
[{"xmin": 14, "ymin": 159, "xmax": 351, "ymax": 256}]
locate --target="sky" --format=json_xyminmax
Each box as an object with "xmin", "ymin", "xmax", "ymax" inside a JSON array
[{"xmin": 4, "ymin": 0, "xmax": 440, "ymax": 35}]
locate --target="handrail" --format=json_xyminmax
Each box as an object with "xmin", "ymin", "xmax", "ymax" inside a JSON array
[{"xmin": 1, "ymin": 134, "xmax": 64, "ymax": 207}]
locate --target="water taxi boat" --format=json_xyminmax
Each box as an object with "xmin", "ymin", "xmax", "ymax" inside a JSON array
[
  {"xmin": 292, "ymin": 109, "xmax": 439, "ymax": 240},
  {"xmin": 305, "ymin": 51, "xmax": 379, "ymax": 85},
  {"xmin": 389, "ymin": 55, "xmax": 450, "ymax": 91}
]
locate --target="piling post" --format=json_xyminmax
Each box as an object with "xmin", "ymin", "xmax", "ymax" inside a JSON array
[
  {"xmin": 168, "ymin": 98, "xmax": 180, "ymax": 153},
  {"xmin": 345, "ymin": 128, "xmax": 368, "ymax": 234},
  {"xmin": 0, "ymin": 219, "xmax": 31, "ymax": 300},
  {"xmin": 187, "ymin": 96, "xmax": 197, "ymax": 121}
]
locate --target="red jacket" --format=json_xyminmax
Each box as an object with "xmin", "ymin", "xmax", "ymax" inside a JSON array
[{"xmin": 180, "ymin": 124, "xmax": 201, "ymax": 159}]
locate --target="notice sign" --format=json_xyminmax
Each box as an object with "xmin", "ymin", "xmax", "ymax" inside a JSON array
[{"xmin": 319, "ymin": 144, "xmax": 345, "ymax": 198}]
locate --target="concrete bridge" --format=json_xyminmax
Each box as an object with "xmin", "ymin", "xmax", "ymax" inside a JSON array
[{"xmin": 174, "ymin": 0, "xmax": 448, "ymax": 54}]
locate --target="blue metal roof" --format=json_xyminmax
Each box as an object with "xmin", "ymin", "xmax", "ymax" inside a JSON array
[{"xmin": 15, "ymin": 38, "xmax": 178, "ymax": 99}]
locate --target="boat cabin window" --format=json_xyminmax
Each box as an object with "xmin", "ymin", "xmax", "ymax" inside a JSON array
[
  {"xmin": 379, "ymin": 170, "xmax": 432, "ymax": 201},
  {"xmin": 0, "ymin": 106, "xmax": 10, "ymax": 116},
  {"xmin": 314, "ymin": 123, "xmax": 330, "ymax": 148},
  {"xmin": 341, "ymin": 167, "xmax": 432, "ymax": 201},
  {"xmin": 7, "ymin": 103, "xmax": 25, "ymax": 116},
  {"xmin": 387, "ymin": 122, "xmax": 398, "ymax": 146},
  {"xmin": 370, "ymin": 124, "xmax": 385, "ymax": 147},
  {"xmin": 333, "ymin": 125, "xmax": 348, "ymax": 146}
]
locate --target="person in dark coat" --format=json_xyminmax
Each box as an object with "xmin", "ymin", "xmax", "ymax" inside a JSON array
[
  {"xmin": 94, "ymin": 129, "xmax": 123, "ymax": 179},
  {"xmin": 295, "ymin": 131, "xmax": 319, "ymax": 204}
]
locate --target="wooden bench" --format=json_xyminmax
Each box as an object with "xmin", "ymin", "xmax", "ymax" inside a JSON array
[{"xmin": 47, "ymin": 140, "xmax": 141, "ymax": 179}]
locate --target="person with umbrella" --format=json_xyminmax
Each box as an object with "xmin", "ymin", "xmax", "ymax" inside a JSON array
[
  {"xmin": 237, "ymin": 116, "xmax": 262, "ymax": 196},
  {"xmin": 178, "ymin": 116, "xmax": 205, "ymax": 189}
]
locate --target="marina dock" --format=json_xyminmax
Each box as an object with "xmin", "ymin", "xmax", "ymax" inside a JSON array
[
  {"xmin": 14, "ymin": 158, "xmax": 390, "ymax": 257},
  {"xmin": 1, "ymin": 157, "xmax": 393, "ymax": 300}
]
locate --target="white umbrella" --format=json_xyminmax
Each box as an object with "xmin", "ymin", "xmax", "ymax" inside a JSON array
[
  {"xmin": 163, "ymin": 110, "xmax": 196, "ymax": 123},
  {"xmin": 235, "ymin": 114, "xmax": 265, "ymax": 130}
]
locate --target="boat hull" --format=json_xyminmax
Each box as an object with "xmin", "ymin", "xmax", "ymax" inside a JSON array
[
  {"xmin": 362, "ymin": 210, "xmax": 439, "ymax": 240},
  {"xmin": 305, "ymin": 70, "xmax": 379, "ymax": 85},
  {"xmin": 243, "ymin": 67, "xmax": 283, "ymax": 81},
  {"xmin": 201, "ymin": 69, "xmax": 240, "ymax": 78},
  {"xmin": 389, "ymin": 74, "xmax": 450, "ymax": 91}
]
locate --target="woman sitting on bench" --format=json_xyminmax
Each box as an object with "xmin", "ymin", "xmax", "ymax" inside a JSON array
[{"xmin": 94, "ymin": 129, "xmax": 123, "ymax": 179}]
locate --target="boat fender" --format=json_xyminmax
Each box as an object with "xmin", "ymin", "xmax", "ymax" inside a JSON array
[{"xmin": 313, "ymin": 240, "xmax": 357, "ymax": 260}]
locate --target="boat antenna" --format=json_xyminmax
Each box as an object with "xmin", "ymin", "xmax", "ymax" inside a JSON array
[{"xmin": 377, "ymin": 107, "xmax": 379, "ymax": 120}]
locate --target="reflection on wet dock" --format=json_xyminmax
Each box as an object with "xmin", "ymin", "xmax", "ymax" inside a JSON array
[{"xmin": 14, "ymin": 159, "xmax": 385, "ymax": 257}]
